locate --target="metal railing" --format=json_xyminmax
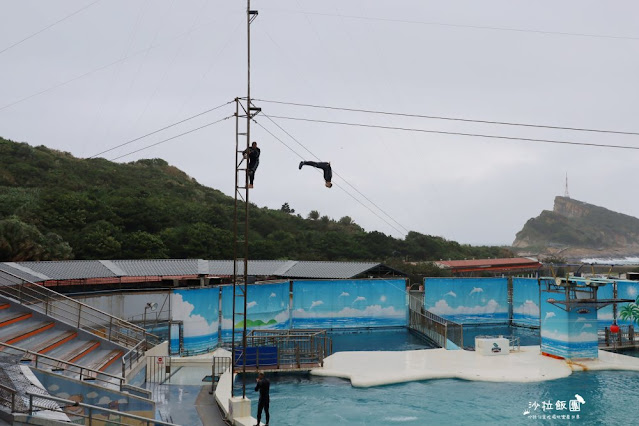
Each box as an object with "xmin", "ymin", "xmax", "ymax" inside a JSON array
[
  {"xmin": 237, "ymin": 329, "xmax": 333, "ymax": 369},
  {"xmin": 146, "ymin": 355, "xmax": 172, "ymax": 384},
  {"xmin": 601, "ymin": 325, "xmax": 636, "ymax": 349},
  {"xmin": 0, "ymin": 269, "xmax": 158, "ymax": 351},
  {"xmin": 0, "ymin": 340, "xmax": 152, "ymax": 397},
  {"xmin": 25, "ymin": 392, "xmax": 179, "ymax": 426},
  {"xmin": 122, "ymin": 339, "xmax": 148, "ymax": 379},
  {"xmin": 0, "ymin": 383, "xmax": 17, "ymax": 413},
  {"xmin": 408, "ymin": 292, "xmax": 464, "ymax": 349},
  {"xmin": 0, "ymin": 342, "xmax": 120, "ymax": 391},
  {"xmin": 211, "ymin": 357, "xmax": 232, "ymax": 393}
]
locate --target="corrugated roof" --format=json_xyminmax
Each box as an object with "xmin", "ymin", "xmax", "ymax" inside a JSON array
[
  {"xmin": 9, "ymin": 260, "xmax": 116, "ymax": 280},
  {"xmin": 284, "ymin": 261, "xmax": 380, "ymax": 279},
  {"xmin": 207, "ymin": 260, "xmax": 296, "ymax": 276},
  {"xmin": 111, "ymin": 259, "xmax": 201, "ymax": 276},
  {"xmin": 0, "ymin": 259, "xmax": 400, "ymax": 282},
  {"xmin": 0, "ymin": 264, "xmax": 44, "ymax": 285}
]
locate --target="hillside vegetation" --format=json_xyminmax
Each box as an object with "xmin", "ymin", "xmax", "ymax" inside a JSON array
[
  {"xmin": 0, "ymin": 137, "xmax": 509, "ymax": 265},
  {"xmin": 513, "ymin": 196, "xmax": 639, "ymax": 258}
]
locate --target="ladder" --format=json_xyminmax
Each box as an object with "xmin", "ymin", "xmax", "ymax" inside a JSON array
[{"xmin": 232, "ymin": 0, "xmax": 260, "ymax": 398}]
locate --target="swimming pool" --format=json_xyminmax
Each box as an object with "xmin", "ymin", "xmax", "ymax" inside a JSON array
[
  {"xmin": 240, "ymin": 369, "xmax": 638, "ymax": 425},
  {"xmin": 235, "ymin": 328, "xmax": 636, "ymax": 425}
]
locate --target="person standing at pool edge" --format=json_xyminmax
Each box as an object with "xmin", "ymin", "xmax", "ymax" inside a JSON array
[
  {"xmin": 243, "ymin": 141, "xmax": 260, "ymax": 188},
  {"xmin": 299, "ymin": 160, "xmax": 332, "ymax": 188},
  {"xmin": 254, "ymin": 372, "xmax": 270, "ymax": 426}
]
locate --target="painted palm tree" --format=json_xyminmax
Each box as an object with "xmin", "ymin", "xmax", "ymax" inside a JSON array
[{"xmin": 619, "ymin": 302, "xmax": 639, "ymax": 324}]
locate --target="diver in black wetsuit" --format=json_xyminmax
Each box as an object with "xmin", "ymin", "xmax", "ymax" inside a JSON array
[
  {"xmin": 299, "ymin": 161, "xmax": 332, "ymax": 188},
  {"xmin": 243, "ymin": 141, "xmax": 260, "ymax": 188},
  {"xmin": 254, "ymin": 372, "xmax": 270, "ymax": 426}
]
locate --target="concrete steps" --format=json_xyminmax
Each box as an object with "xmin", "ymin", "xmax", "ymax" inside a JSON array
[
  {"xmin": 0, "ymin": 299, "xmax": 128, "ymax": 381},
  {"xmin": 2, "ymin": 321, "xmax": 55, "ymax": 345}
]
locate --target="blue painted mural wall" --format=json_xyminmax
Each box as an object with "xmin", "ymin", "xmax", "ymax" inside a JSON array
[
  {"xmin": 171, "ymin": 287, "xmax": 219, "ymax": 354},
  {"xmin": 424, "ymin": 278, "xmax": 508, "ymax": 324},
  {"xmin": 173, "ymin": 279, "xmax": 407, "ymax": 349},
  {"xmin": 221, "ymin": 282, "xmax": 290, "ymax": 342},
  {"xmin": 539, "ymin": 279, "xmax": 598, "ymax": 359},
  {"xmin": 291, "ymin": 279, "xmax": 407, "ymax": 329},
  {"xmin": 512, "ymin": 278, "xmax": 540, "ymax": 327},
  {"xmin": 596, "ymin": 280, "xmax": 639, "ymax": 330}
]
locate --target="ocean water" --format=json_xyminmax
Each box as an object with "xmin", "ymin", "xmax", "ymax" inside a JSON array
[
  {"xmin": 291, "ymin": 317, "xmax": 406, "ymax": 329},
  {"xmin": 237, "ymin": 370, "xmax": 639, "ymax": 425},
  {"xmin": 541, "ymin": 337, "xmax": 598, "ymax": 359},
  {"xmin": 441, "ymin": 312, "xmax": 510, "ymax": 324},
  {"xmin": 512, "ymin": 314, "xmax": 540, "ymax": 327}
]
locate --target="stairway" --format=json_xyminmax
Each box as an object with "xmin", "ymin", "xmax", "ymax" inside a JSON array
[{"xmin": 0, "ymin": 299, "xmax": 126, "ymax": 380}]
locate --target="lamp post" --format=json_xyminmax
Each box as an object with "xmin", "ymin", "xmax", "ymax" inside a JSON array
[{"xmin": 143, "ymin": 302, "xmax": 158, "ymax": 331}]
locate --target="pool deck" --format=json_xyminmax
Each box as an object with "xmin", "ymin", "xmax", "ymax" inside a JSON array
[{"xmin": 310, "ymin": 346, "xmax": 639, "ymax": 387}]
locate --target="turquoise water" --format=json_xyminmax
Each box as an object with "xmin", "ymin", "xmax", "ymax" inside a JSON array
[
  {"xmin": 236, "ymin": 328, "xmax": 638, "ymax": 425},
  {"xmin": 242, "ymin": 370, "xmax": 639, "ymax": 425}
]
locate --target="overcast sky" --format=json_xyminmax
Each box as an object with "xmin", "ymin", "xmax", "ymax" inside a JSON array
[{"xmin": 1, "ymin": 1, "xmax": 638, "ymax": 245}]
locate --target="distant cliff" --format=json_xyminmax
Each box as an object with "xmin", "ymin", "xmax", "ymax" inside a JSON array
[{"xmin": 513, "ymin": 196, "xmax": 639, "ymax": 259}]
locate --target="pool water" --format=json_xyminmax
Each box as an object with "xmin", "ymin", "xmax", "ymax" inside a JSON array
[
  {"xmin": 240, "ymin": 370, "xmax": 639, "ymax": 425},
  {"xmin": 330, "ymin": 327, "xmax": 438, "ymax": 352},
  {"xmin": 235, "ymin": 327, "xmax": 637, "ymax": 425}
]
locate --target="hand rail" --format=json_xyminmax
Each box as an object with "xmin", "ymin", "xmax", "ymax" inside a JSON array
[
  {"xmin": 26, "ymin": 392, "xmax": 179, "ymax": 426},
  {"xmin": 0, "ymin": 383, "xmax": 17, "ymax": 413},
  {"xmin": 0, "ymin": 340, "xmax": 149, "ymax": 398},
  {"xmin": 122, "ymin": 339, "xmax": 146, "ymax": 378},
  {"xmin": 0, "ymin": 268, "xmax": 158, "ymax": 350},
  {"xmin": 408, "ymin": 292, "xmax": 464, "ymax": 349}
]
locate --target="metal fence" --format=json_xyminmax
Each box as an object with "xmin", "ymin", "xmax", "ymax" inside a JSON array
[
  {"xmin": 600, "ymin": 325, "xmax": 636, "ymax": 349},
  {"xmin": 0, "ymin": 268, "xmax": 160, "ymax": 379},
  {"xmin": 210, "ymin": 357, "xmax": 232, "ymax": 392},
  {"xmin": 146, "ymin": 355, "xmax": 172, "ymax": 384},
  {"xmin": 0, "ymin": 269, "xmax": 157, "ymax": 350},
  {"xmin": 235, "ymin": 329, "xmax": 333, "ymax": 369},
  {"xmin": 408, "ymin": 291, "xmax": 464, "ymax": 349},
  {"xmin": 0, "ymin": 341, "xmax": 151, "ymax": 398},
  {"xmin": 24, "ymin": 392, "xmax": 179, "ymax": 426}
]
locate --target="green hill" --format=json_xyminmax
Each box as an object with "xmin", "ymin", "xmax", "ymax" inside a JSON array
[{"xmin": 0, "ymin": 137, "xmax": 509, "ymax": 264}]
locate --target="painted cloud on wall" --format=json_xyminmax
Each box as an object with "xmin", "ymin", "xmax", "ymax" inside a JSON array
[
  {"xmin": 429, "ymin": 299, "xmax": 506, "ymax": 315},
  {"xmin": 294, "ymin": 304, "xmax": 403, "ymax": 318},
  {"xmin": 172, "ymin": 293, "xmax": 218, "ymax": 337},
  {"xmin": 541, "ymin": 329, "xmax": 598, "ymax": 343},
  {"xmin": 513, "ymin": 300, "xmax": 539, "ymax": 316}
]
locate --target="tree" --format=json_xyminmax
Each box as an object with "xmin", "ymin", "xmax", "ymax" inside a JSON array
[
  {"xmin": 75, "ymin": 221, "xmax": 122, "ymax": 259},
  {"xmin": 0, "ymin": 217, "xmax": 46, "ymax": 261},
  {"xmin": 121, "ymin": 231, "xmax": 168, "ymax": 259},
  {"xmin": 307, "ymin": 210, "xmax": 320, "ymax": 220},
  {"xmin": 338, "ymin": 216, "xmax": 353, "ymax": 225},
  {"xmin": 280, "ymin": 202, "xmax": 295, "ymax": 214}
]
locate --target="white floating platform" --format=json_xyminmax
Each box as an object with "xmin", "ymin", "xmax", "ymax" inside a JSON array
[{"xmin": 310, "ymin": 346, "xmax": 639, "ymax": 387}]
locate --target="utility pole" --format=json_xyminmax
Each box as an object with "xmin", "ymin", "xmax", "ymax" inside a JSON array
[
  {"xmin": 231, "ymin": 0, "xmax": 259, "ymax": 399},
  {"xmin": 564, "ymin": 173, "xmax": 570, "ymax": 198}
]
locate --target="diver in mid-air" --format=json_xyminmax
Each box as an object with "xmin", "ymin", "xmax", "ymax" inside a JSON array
[{"xmin": 299, "ymin": 161, "xmax": 332, "ymax": 188}]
